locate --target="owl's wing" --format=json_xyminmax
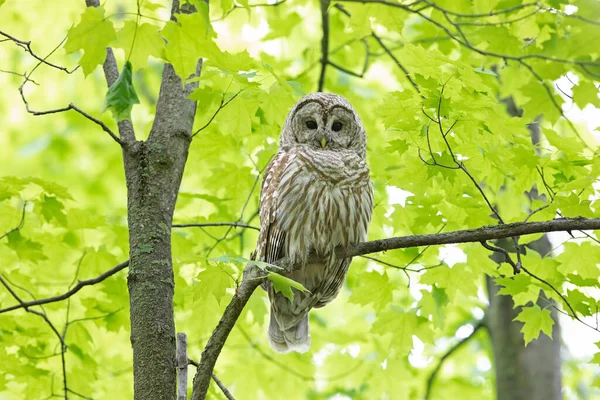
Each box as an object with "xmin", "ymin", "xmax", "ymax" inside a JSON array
[{"xmin": 257, "ymin": 151, "xmax": 292, "ymax": 265}]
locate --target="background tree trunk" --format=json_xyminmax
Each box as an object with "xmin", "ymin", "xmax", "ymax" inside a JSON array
[
  {"xmin": 486, "ymin": 98, "xmax": 562, "ymax": 400},
  {"xmin": 487, "ymin": 275, "xmax": 562, "ymax": 400}
]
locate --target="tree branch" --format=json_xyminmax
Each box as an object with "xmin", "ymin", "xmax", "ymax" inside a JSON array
[
  {"xmin": 210, "ymin": 373, "xmax": 235, "ymax": 400},
  {"xmin": 0, "ymin": 30, "xmax": 78, "ymax": 74},
  {"xmin": 0, "ymin": 260, "xmax": 129, "ymax": 315},
  {"xmin": 372, "ymin": 33, "xmax": 420, "ymax": 93},
  {"xmin": 192, "ymin": 89, "xmax": 243, "ymax": 137},
  {"xmin": 337, "ymin": 0, "xmax": 600, "ymax": 68},
  {"xmin": 173, "ymin": 222, "xmax": 260, "ymax": 231},
  {"xmin": 177, "ymin": 333, "xmax": 189, "ymax": 400},
  {"xmin": 17, "ymin": 91, "xmax": 123, "ymax": 145},
  {"xmin": 317, "ymin": 0, "xmax": 331, "ymax": 92},
  {"xmin": 190, "ymin": 216, "xmax": 600, "ymax": 399}
]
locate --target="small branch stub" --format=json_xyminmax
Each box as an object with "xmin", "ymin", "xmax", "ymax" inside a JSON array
[{"xmin": 177, "ymin": 333, "xmax": 189, "ymax": 400}]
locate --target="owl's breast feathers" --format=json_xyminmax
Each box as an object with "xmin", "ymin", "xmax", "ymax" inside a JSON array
[{"xmin": 258, "ymin": 146, "xmax": 373, "ymax": 266}]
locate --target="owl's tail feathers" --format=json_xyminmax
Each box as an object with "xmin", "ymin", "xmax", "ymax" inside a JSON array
[{"xmin": 268, "ymin": 309, "xmax": 311, "ymax": 354}]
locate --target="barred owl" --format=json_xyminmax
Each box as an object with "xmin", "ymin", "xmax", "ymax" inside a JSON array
[{"xmin": 256, "ymin": 93, "xmax": 373, "ymax": 353}]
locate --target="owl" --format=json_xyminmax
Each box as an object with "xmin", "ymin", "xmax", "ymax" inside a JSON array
[{"xmin": 256, "ymin": 92, "xmax": 373, "ymax": 353}]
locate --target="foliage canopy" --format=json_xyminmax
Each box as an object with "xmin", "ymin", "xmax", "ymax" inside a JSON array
[{"xmin": 1, "ymin": 0, "xmax": 599, "ymax": 398}]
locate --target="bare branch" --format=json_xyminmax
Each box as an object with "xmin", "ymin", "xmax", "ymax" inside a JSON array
[
  {"xmin": 0, "ymin": 30, "xmax": 77, "ymax": 74},
  {"xmin": 192, "ymin": 90, "xmax": 243, "ymax": 137},
  {"xmin": 211, "ymin": 374, "xmax": 235, "ymax": 400},
  {"xmin": 480, "ymin": 241, "xmax": 520, "ymax": 274},
  {"xmin": 173, "ymin": 222, "xmax": 260, "ymax": 231},
  {"xmin": 372, "ymin": 33, "xmax": 420, "ymax": 93},
  {"xmin": 177, "ymin": 333, "xmax": 189, "ymax": 400},
  {"xmin": 0, "ymin": 260, "xmax": 129, "ymax": 315},
  {"xmin": 17, "ymin": 92, "xmax": 123, "ymax": 145},
  {"xmin": 317, "ymin": 0, "xmax": 331, "ymax": 91}
]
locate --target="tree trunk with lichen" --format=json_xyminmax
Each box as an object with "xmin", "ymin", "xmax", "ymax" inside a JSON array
[{"xmin": 119, "ymin": 4, "xmax": 200, "ymax": 399}]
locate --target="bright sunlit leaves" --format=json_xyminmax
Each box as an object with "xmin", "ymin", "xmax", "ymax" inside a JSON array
[
  {"xmin": 64, "ymin": 6, "xmax": 117, "ymax": 75},
  {"xmin": 514, "ymin": 305, "xmax": 555, "ymax": 345},
  {"xmin": 2, "ymin": 0, "xmax": 600, "ymax": 398}
]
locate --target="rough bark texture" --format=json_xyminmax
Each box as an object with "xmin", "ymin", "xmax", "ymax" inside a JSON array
[
  {"xmin": 191, "ymin": 267, "xmax": 263, "ymax": 400},
  {"xmin": 114, "ymin": 1, "xmax": 201, "ymax": 397},
  {"xmin": 124, "ymin": 58, "xmax": 199, "ymax": 399},
  {"xmin": 487, "ymin": 276, "xmax": 562, "ymax": 400}
]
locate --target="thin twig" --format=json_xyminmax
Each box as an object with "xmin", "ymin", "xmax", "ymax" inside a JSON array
[
  {"xmin": 192, "ymin": 89, "xmax": 243, "ymax": 137},
  {"xmin": 424, "ymin": 320, "xmax": 485, "ymax": 399},
  {"xmin": 173, "ymin": 222, "xmax": 260, "ymax": 231},
  {"xmin": 0, "ymin": 275, "xmax": 69, "ymax": 399},
  {"xmin": 0, "ymin": 202, "xmax": 27, "ymax": 241},
  {"xmin": 372, "ymin": 33, "xmax": 420, "ymax": 93},
  {"xmin": 0, "ymin": 30, "xmax": 78, "ymax": 74},
  {"xmin": 211, "ymin": 374, "xmax": 235, "ymax": 400},
  {"xmin": 317, "ymin": 0, "xmax": 331, "ymax": 91}
]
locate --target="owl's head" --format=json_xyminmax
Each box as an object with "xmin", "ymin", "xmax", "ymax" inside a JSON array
[{"xmin": 280, "ymin": 93, "xmax": 367, "ymax": 158}]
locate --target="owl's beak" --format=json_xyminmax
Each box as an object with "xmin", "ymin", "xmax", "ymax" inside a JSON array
[{"xmin": 320, "ymin": 136, "xmax": 327, "ymax": 148}]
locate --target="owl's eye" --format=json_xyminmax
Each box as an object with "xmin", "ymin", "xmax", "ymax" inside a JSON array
[
  {"xmin": 332, "ymin": 122, "xmax": 343, "ymax": 132},
  {"xmin": 306, "ymin": 120, "xmax": 318, "ymax": 130}
]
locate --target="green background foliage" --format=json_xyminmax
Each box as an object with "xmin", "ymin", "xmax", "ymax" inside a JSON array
[{"xmin": 1, "ymin": 0, "xmax": 599, "ymax": 398}]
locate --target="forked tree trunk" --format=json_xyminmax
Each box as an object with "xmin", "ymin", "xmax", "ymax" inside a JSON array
[{"xmin": 95, "ymin": 0, "xmax": 200, "ymax": 397}]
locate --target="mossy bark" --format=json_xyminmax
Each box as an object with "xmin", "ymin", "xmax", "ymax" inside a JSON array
[{"xmin": 121, "ymin": 11, "xmax": 201, "ymax": 396}]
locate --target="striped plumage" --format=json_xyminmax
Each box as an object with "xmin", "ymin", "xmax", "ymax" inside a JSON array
[{"xmin": 257, "ymin": 93, "xmax": 373, "ymax": 353}]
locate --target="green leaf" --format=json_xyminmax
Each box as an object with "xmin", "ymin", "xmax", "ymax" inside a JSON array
[
  {"xmin": 142, "ymin": 1, "xmax": 165, "ymax": 11},
  {"xmin": 196, "ymin": 266, "xmax": 234, "ymax": 305},
  {"xmin": 572, "ymin": 80, "xmax": 600, "ymax": 109},
  {"xmin": 102, "ymin": 61, "xmax": 140, "ymax": 121},
  {"xmin": 371, "ymin": 310, "xmax": 432, "ymax": 355},
  {"xmin": 6, "ymin": 231, "xmax": 47, "ymax": 262},
  {"xmin": 420, "ymin": 263, "xmax": 477, "ymax": 298},
  {"xmin": 496, "ymin": 274, "xmax": 532, "ymax": 297},
  {"xmin": 112, "ymin": 21, "xmax": 165, "ymax": 70},
  {"xmin": 514, "ymin": 305, "xmax": 554, "ymax": 345},
  {"xmin": 266, "ymin": 272, "xmax": 310, "ymax": 302},
  {"xmin": 161, "ymin": 12, "xmax": 220, "ymax": 79},
  {"xmin": 39, "ymin": 194, "xmax": 67, "ymax": 226},
  {"xmin": 349, "ymin": 270, "xmax": 393, "ymax": 311},
  {"xmin": 64, "ymin": 6, "xmax": 117, "ymax": 75},
  {"xmin": 557, "ymin": 242, "xmax": 600, "ymax": 280}
]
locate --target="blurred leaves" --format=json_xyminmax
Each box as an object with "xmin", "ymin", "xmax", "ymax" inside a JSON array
[{"xmin": 2, "ymin": 0, "xmax": 600, "ymax": 398}]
